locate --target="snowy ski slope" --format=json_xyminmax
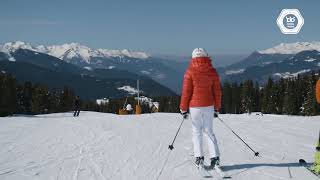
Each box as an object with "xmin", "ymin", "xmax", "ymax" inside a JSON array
[{"xmin": 0, "ymin": 112, "xmax": 319, "ymax": 180}]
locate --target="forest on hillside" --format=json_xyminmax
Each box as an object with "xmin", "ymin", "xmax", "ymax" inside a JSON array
[{"xmin": 0, "ymin": 71, "xmax": 319, "ymax": 117}]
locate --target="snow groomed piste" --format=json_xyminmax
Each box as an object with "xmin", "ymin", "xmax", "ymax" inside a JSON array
[{"xmin": 0, "ymin": 112, "xmax": 319, "ymax": 179}]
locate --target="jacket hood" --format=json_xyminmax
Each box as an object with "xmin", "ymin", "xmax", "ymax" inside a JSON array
[{"xmin": 189, "ymin": 57, "xmax": 214, "ymax": 73}]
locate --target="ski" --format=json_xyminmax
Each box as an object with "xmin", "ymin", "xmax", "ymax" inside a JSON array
[
  {"xmin": 204, "ymin": 164, "xmax": 231, "ymax": 179},
  {"xmin": 199, "ymin": 166, "xmax": 213, "ymax": 178},
  {"xmin": 214, "ymin": 165, "xmax": 232, "ymax": 179},
  {"xmin": 299, "ymin": 159, "xmax": 320, "ymax": 178},
  {"xmin": 193, "ymin": 162, "xmax": 213, "ymax": 178}
]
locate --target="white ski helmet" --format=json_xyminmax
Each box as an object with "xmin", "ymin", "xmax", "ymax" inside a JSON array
[{"xmin": 192, "ymin": 48, "xmax": 209, "ymax": 58}]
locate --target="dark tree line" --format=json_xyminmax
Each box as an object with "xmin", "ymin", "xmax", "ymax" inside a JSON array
[
  {"xmin": 80, "ymin": 96, "xmax": 181, "ymax": 114},
  {"xmin": 221, "ymin": 72, "xmax": 320, "ymax": 116},
  {"xmin": 0, "ymin": 72, "xmax": 181, "ymax": 116},
  {"xmin": 0, "ymin": 73, "xmax": 76, "ymax": 116},
  {"xmin": 1, "ymin": 71, "xmax": 319, "ymax": 117}
]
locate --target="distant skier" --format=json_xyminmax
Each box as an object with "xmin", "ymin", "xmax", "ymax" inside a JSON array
[
  {"xmin": 126, "ymin": 103, "xmax": 133, "ymax": 114},
  {"xmin": 74, "ymin": 96, "xmax": 81, "ymax": 117},
  {"xmin": 180, "ymin": 48, "xmax": 222, "ymax": 168}
]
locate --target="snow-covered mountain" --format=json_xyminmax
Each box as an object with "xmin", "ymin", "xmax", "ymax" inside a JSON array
[
  {"xmin": 0, "ymin": 45, "xmax": 176, "ymax": 99},
  {"xmin": 0, "ymin": 41, "xmax": 182, "ymax": 93},
  {"xmin": 259, "ymin": 42, "xmax": 320, "ymax": 54},
  {"xmin": 4, "ymin": 41, "xmax": 319, "ymax": 89},
  {"xmin": 219, "ymin": 42, "xmax": 320, "ymax": 83},
  {"xmin": 0, "ymin": 41, "xmax": 150, "ymax": 62}
]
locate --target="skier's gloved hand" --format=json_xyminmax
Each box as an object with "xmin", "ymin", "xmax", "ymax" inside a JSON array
[
  {"xmin": 180, "ymin": 109, "xmax": 189, "ymax": 119},
  {"xmin": 214, "ymin": 110, "xmax": 219, "ymax": 118}
]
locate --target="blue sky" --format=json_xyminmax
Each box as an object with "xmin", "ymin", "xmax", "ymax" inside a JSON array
[{"xmin": 0, "ymin": 0, "xmax": 319, "ymax": 55}]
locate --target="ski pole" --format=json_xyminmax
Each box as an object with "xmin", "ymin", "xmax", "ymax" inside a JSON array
[
  {"xmin": 168, "ymin": 117, "xmax": 186, "ymax": 150},
  {"xmin": 217, "ymin": 117, "xmax": 259, "ymax": 156}
]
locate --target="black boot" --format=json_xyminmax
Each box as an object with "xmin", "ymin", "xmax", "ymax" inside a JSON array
[
  {"xmin": 195, "ymin": 156, "xmax": 204, "ymax": 168},
  {"xmin": 210, "ymin": 157, "xmax": 220, "ymax": 168}
]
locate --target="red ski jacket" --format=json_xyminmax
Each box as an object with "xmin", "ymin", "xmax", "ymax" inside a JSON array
[
  {"xmin": 316, "ymin": 79, "xmax": 320, "ymax": 104},
  {"xmin": 180, "ymin": 57, "xmax": 222, "ymax": 112}
]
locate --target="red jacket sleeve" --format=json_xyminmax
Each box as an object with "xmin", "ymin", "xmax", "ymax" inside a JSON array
[
  {"xmin": 180, "ymin": 70, "xmax": 193, "ymax": 111},
  {"xmin": 212, "ymin": 69, "xmax": 222, "ymax": 111}
]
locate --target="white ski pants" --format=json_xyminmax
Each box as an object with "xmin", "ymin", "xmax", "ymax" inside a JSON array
[{"xmin": 190, "ymin": 106, "xmax": 220, "ymax": 158}]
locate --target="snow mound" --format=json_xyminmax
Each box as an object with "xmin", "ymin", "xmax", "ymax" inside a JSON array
[
  {"xmin": 96, "ymin": 98, "xmax": 109, "ymax": 105},
  {"xmin": 225, "ymin": 69, "xmax": 245, "ymax": 75},
  {"xmin": 8, "ymin": 57, "xmax": 16, "ymax": 62},
  {"xmin": 108, "ymin": 66, "xmax": 115, "ymax": 69},
  {"xmin": 134, "ymin": 96, "xmax": 159, "ymax": 108},
  {"xmin": 140, "ymin": 70, "xmax": 151, "ymax": 75},
  {"xmin": 304, "ymin": 58, "xmax": 317, "ymax": 62},
  {"xmin": 83, "ymin": 66, "xmax": 93, "ymax": 71},
  {"xmin": 0, "ymin": 112, "xmax": 319, "ymax": 180},
  {"xmin": 259, "ymin": 42, "xmax": 320, "ymax": 54},
  {"xmin": 117, "ymin": 85, "xmax": 142, "ymax": 95},
  {"xmin": 273, "ymin": 69, "xmax": 311, "ymax": 78}
]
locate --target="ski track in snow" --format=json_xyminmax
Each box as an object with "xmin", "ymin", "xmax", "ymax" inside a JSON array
[{"xmin": 0, "ymin": 112, "xmax": 319, "ymax": 180}]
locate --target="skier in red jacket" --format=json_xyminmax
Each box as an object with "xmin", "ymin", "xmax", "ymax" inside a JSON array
[{"xmin": 180, "ymin": 48, "xmax": 222, "ymax": 168}]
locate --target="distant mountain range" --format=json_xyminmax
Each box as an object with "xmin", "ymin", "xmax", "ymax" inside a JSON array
[
  {"xmin": 1, "ymin": 41, "xmax": 320, "ymax": 97},
  {"xmin": 218, "ymin": 42, "xmax": 320, "ymax": 83},
  {"xmin": 0, "ymin": 44, "xmax": 176, "ymax": 100},
  {"xmin": 0, "ymin": 41, "xmax": 183, "ymax": 93}
]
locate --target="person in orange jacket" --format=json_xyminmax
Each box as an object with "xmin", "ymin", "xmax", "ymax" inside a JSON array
[
  {"xmin": 180, "ymin": 48, "xmax": 222, "ymax": 169},
  {"xmin": 316, "ymin": 79, "xmax": 320, "ymax": 104}
]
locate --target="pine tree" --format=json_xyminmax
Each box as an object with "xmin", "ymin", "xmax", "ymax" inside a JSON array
[
  {"xmin": 253, "ymin": 82, "xmax": 261, "ymax": 112},
  {"xmin": 6, "ymin": 75, "xmax": 17, "ymax": 115},
  {"xmin": 47, "ymin": 90, "xmax": 60, "ymax": 113},
  {"xmin": 240, "ymin": 80, "xmax": 254, "ymax": 114},
  {"xmin": 262, "ymin": 78, "xmax": 273, "ymax": 113},
  {"xmin": 222, "ymin": 82, "xmax": 232, "ymax": 113},
  {"xmin": 22, "ymin": 82, "xmax": 33, "ymax": 114},
  {"xmin": 269, "ymin": 78, "xmax": 285, "ymax": 114},
  {"xmin": 231, "ymin": 82, "xmax": 241, "ymax": 114},
  {"xmin": 301, "ymin": 75, "xmax": 318, "ymax": 115},
  {"xmin": 59, "ymin": 86, "xmax": 75, "ymax": 112},
  {"xmin": 32, "ymin": 84, "xmax": 50, "ymax": 114},
  {"xmin": 0, "ymin": 74, "xmax": 17, "ymax": 116},
  {"xmin": 282, "ymin": 79, "xmax": 298, "ymax": 115}
]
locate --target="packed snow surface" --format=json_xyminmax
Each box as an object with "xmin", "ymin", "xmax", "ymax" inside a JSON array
[
  {"xmin": 259, "ymin": 42, "xmax": 320, "ymax": 54},
  {"xmin": 0, "ymin": 112, "xmax": 319, "ymax": 180}
]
